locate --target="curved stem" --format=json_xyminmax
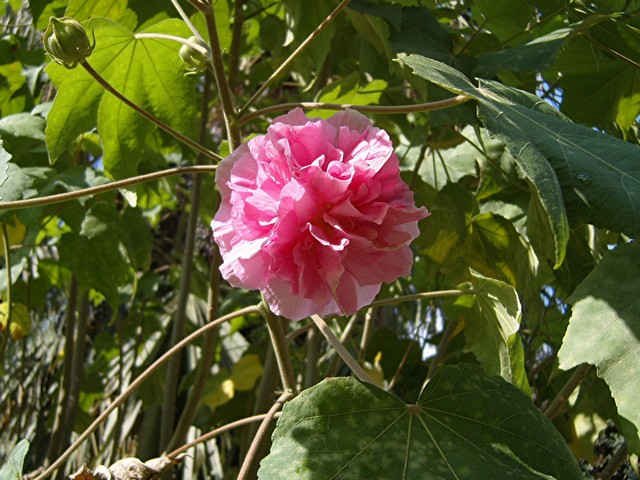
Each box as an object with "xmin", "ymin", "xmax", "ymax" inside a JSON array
[
  {"xmin": 81, "ymin": 61, "xmax": 222, "ymax": 162},
  {"xmin": 237, "ymin": 392, "xmax": 292, "ymax": 480},
  {"xmin": 167, "ymin": 412, "xmax": 281, "ymax": 460},
  {"xmin": 0, "ymin": 224, "xmax": 12, "ymax": 358},
  {"xmin": 310, "ymin": 314, "xmax": 374, "ymax": 384},
  {"xmin": 238, "ymin": 95, "xmax": 471, "ymax": 125},
  {"xmin": 133, "ymin": 33, "xmax": 210, "ymax": 56},
  {"xmin": 239, "ymin": 0, "xmax": 352, "ymax": 114},
  {"xmin": 170, "ymin": 0, "xmax": 205, "ymax": 42},
  {"xmin": 370, "ymin": 289, "xmax": 469, "ymax": 309},
  {"xmin": 0, "ymin": 165, "xmax": 217, "ymax": 211},
  {"xmin": 33, "ymin": 305, "xmax": 262, "ymax": 480}
]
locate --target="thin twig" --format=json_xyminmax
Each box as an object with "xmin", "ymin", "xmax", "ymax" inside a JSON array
[
  {"xmin": 170, "ymin": 0, "xmax": 205, "ymax": 42},
  {"xmin": 387, "ymin": 341, "xmax": 414, "ymax": 391},
  {"xmin": 0, "ymin": 224, "xmax": 12, "ymax": 358},
  {"xmin": 81, "ymin": 61, "xmax": 222, "ymax": 162},
  {"xmin": 237, "ymin": 392, "xmax": 292, "ymax": 480},
  {"xmin": 358, "ymin": 309, "xmax": 373, "ymax": 362},
  {"xmin": 168, "ymin": 250, "xmax": 221, "ymax": 449},
  {"xmin": 167, "ymin": 412, "xmax": 282, "ymax": 460},
  {"xmin": 310, "ymin": 314, "xmax": 374, "ymax": 384},
  {"xmin": 0, "ymin": 165, "xmax": 217, "ymax": 210},
  {"xmin": 260, "ymin": 302, "xmax": 296, "ymax": 393},
  {"xmin": 202, "ymin": 6, "xmax": 241, "ymax": 149},
  {"xmin": 543, "ymin": 364, "xmax": 593, "ymax": 420},
  {"xmin": 228, "ymin": 0, "xmax": 246, "ymax": 88},
  {"xmin": 160, "ymin": 175, "xmax": 203, "ymax": 448},
  {"xmin": 238, "ymin": 95, "xmax": 471, "ymax": 125},
  {"xmin": 162, "ymin": 70, "xmax": 214, "ymax": 450},
  {"xmin": 370, "ymin": 290, "xmax": 468, "ymax": 309},
  {"xmin": 133, "ymin": 33, "xmax": 209, "ymax": 55},
  {"xmin": 45, "ymin": 278, "xmax": 78, "ymax": 462},
  {"xmin": 239, "ymin": 0, "xmax": 352, "ymax": 113},
  {"xmin": 33, "ymin": 305, "xmax": 262, "ymax": 480},
  {"xmin": 327, "ymin": 313, "xmax": 360, "ymax": 376},
  {"xmin": 421, "ymin": 317, "xmax": 460, "ymax": 395}
]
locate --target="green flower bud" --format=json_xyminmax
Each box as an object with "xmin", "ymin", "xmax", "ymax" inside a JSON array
[
  {"xmin": 43, "ymin": 16, "xmax": 95, "ymax": 69},
  {"xmin": 179, "ymin": 36, "xmax": 210, "ymax": 74}
]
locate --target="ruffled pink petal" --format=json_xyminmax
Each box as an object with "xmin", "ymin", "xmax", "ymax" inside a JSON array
[{"xmin": 212, "ymin": 109, "xmax": 429, "ymax": 321}]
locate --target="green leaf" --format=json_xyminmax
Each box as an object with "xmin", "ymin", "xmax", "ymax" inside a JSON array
[
  {"xmin": 0, "ymin": 439, "xmax": 29, "ymax": 480},
  {"xmin": 65, "ymin": 0, "xmax": 128, "ymax": 20},
  {"xmin": 258, "ymin": 365, "xmax": 583, "ymax": 479},
  {"xmin": 0, "ymin": 113, "xmax": 45, "ymax": 141},
  {"xmin": 313, "ymin": 74, "xmax": 387, "ymax": 118},
  {"xmin": 282, "ymin": 0, "xmax": 338, "ymax": 71},
  {"xmin": 0, "ymin": 140, "xmax": 10, "ymax": 186},
  {"xmin": 471, "ymin": 0, "xmax": 535, "ymax": 41},
  {"xmin": 474, "ymin": 29, "xmax": 571, "ymax": 76},
  {"xmin": 551, "ymin": 21, "xmax": 640, "ymax": 131},
  {"xmin": 396, "ymin": 54, "xmax": 640, "ymax": 264},
  {"xmin": 398, "ymin": 126, "xmax": 480, "ymax": 191},
  {"xmin": 79, "ymin": 201, "xmax": 152, "ymax": 270},
  {"xmin": 465, "ymin": 270, "xmax": 524, "ymax": 388},
  {"xmin": 120, "ymin": 206, "xmax": 152, "ymax": 270},
  {"xmin": 46, "ymin": 17, "xmax": 198, "ymax": 178},
  {"xmin": 559, "ymin": 243, "xmax": 640, "ymax": 434},
  {"xmin": 58, "ymin": 231, "xmax": 132, "ymax": 305}
]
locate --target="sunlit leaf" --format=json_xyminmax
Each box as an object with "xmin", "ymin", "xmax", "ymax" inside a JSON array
[
  {"xmin": 559, "ymin": 243, "xmax": 640, "ymax": 435},
  {"xmin": 46, "ymin": 18, "xmax": 198, "ymax": 178},
  {"xmin": 259, "ymin": 365, "xmax": 583, "ymax": 479},
  {"xmin": 0, "ymin": 439, "xmax": 29, "ymax": 480}
]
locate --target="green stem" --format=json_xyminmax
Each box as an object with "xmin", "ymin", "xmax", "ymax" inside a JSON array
[
  {"xmin": 167, "ymin": 412, "xmax": 280, "ymax": 460},
  {"xmin": 260, "ymin": 301, "xmax": 296, "ymax": 393},
  {"xmin": 202, "ymin": 7, "xmax": 241, "ymax": 149},
  {"xmin": 133, "ymin": 33, "xmax": 209, "ymax": 55},
  {"xmin": 167, "ymin": 252, "xmax": 221, "ymax": 450},
  {"xmin": 81, "ymin": 61, "xmax": 222, "ymax": 162},
  {"xmin": 0, "ymin": 224, "xmax": 12, "ymax": 358},
  {"xmin": 160, "ymin": 66, "xmax": 214, "ymax": 450},
  {"xmin": 228, "ymin": 0, "xmax": 245, "ymax": 88},
  {"xmin": 33, "ymin": 304, "xmax": 262, "ymax": 480},
  {"xmin": 237, "ymin": 392, "xmax": 292, "ymax": 480},
  {"xmin": 170, "ymin": 0, "xmax": 205, "ymax": 42},
  {"xmin": 311, "ymin": 314, "xmax": 374, "ymax": 384},
  {"xmin": 0, "ymin": 165, "xmax": 217, "ymax": 211},
  {"xmin": 166, "ymin": 74, "xmax": 218, "ymax": 450},
  {"xmin": 424, "ymin": 317, "xmax": 458, "ymax": 388},
  {"xmin": 239, "ymin": 0, "xmax": 352, "ymax": 114},
  {"xmin": 159, "ymin": 175, "xmax": 202, "ymax": 449},
  {"xmin": 238, "ymin": 95, "xmax": 471, "ymax": 125},
  {"xmin": 370, "ymin": 290, "xmax": 469, "ymax": 309}
]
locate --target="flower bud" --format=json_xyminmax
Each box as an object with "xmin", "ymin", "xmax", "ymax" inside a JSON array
[
  {"xmin": 179, "ymin": 36, "xmax": 210, "ymax": 74},
  {"xmin": 43, "ymin": 16, "xmax": 95, "ymax": 68}
]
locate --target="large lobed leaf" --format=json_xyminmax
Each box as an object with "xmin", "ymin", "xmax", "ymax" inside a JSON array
[
  {"xmin": 397, "ymin": 53, "xmax": 640, "ymax": 267},
  {"xmin": 559, "ymin": 242, "xmax": 640, "ymax": 435},
  {"xmin": 258, "ymin": 365, "xmax": 582, "ymax": 480},
  {"xmin": 46, "ymin": 17, "xmax": 198, "ymax": 178}
]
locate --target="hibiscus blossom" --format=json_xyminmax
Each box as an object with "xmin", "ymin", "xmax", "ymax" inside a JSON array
[{"xmin": 212, "ymin": 108, "xmax": 428, "ymax": 320}]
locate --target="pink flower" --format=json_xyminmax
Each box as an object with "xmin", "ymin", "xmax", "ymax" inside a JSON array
[{"xmin": 212, "ymin": 109, "xmax": 428, "ymax": 320}]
